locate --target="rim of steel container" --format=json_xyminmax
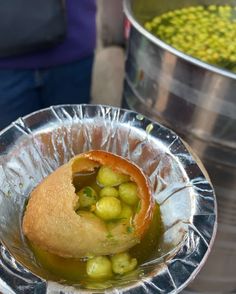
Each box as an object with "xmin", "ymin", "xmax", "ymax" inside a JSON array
[{"xmin": 124, "ymin": 0, "xmax": 236, "ymax": 80}]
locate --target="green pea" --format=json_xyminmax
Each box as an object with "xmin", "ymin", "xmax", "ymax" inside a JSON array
[
  {"xmin": 208, "ymin": 5, "xmax": 216, "ymax": 11},
  {"xmin": 86, "ymin": 256, "xmax": 112, "ymax": 279},
  {"xmin": 100, "ymin": 187, "xmax": 119, "ymax": 198},
  {"xmin": 119, "ymin": 182, "xmax": 139, "ymax": 206},
  {"xmin": 95, "ymin": 197, "xmax": 121, "ymax": 220},
  {"xmin": 97, "ymin": 166, "xmax": 129, "ymax": 187},
  {"xmin": 119, "ymin": 203, "xmax": 133, "ymax": 220},
  {"xmin": 76, "ymin": 186, "xmax": 97, "ymax": 209},
  {"xmin": 111, "ymin": 252, "xmax": 137, "ymax": 275},
  {"xmin": 145, "ymin": 22, "xmax": 152, "ymax": 31},
  {"xmin": 230, "ymin": 55, "xmax": 236, "ymax": 62}
]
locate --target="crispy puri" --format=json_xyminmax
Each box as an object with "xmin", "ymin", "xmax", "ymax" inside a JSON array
[{"xmin": 23, "ymin": 150, "xmax": 154, "ymax": 258}]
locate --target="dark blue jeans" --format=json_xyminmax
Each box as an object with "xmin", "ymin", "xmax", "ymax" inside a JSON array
[{"xmin": 0, "ymin": 55, "xmax": 93, "ymax": 130}]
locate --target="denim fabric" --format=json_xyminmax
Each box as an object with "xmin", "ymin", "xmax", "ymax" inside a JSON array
[{"xmin": 0, "ymin": 55, "xmax": 93, "ymax": 130}]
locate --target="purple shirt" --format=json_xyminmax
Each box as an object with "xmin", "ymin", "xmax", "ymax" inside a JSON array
[{"xmin": 0, "ymin": 0, "xmax": 96, "ymax": 69}]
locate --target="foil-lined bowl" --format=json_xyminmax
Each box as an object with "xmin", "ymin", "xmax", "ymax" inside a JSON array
[{"xmin": 0, "ymin": 105, "xmax": 217, "ymax": 293}]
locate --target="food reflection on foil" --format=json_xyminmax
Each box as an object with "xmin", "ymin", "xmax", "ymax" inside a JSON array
[{"xmin": 0, "ymin": 105, "xmax": 217, "ymax": 293}]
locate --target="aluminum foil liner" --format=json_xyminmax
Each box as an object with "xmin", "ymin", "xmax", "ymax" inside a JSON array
[{"xmin": 0, "ymin": 105, "xmax": 217, "ymax": 293}]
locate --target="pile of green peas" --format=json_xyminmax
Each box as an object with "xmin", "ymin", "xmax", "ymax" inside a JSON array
[
  {"xmin": 86, "ymin": 252, "xmax": 138, "ymax": 279},
  {"xmin": 75, "ymin": 165, "xmax": 140, "ymax": 278},
  {"xmin": 145, "ymin": 5, "xmax": 236, "ymax": 72}
]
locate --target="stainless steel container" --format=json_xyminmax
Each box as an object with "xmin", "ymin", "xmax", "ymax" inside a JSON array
[
  {"xmin": 123, "ymin": 0, "xmax": 236, "ymax": 149},
  {"xmin": 122, "ymin": 0, "xmax": 236, "ymax": 292}
]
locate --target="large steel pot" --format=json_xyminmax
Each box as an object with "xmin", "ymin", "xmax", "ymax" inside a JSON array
[
  {"xmin": 122, "ymin": 0, "xmax": 236, "ymax": 293},
  {"xmin": 123, "ymin": 0, "xmax": 236, "ymax": 150}
]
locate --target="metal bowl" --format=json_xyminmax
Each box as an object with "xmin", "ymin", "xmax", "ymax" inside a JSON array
[
  {"xmin": 0, "ymin": 105, "xmax": 216, "ymax": 293},
  {"xmin": 123, "ymin": 0, "xmax": 236, "ymax": 150}
]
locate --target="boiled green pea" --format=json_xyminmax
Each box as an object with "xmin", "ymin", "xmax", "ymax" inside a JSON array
[
  {"xmin": 95, "ymin": 196, "xmax": 121, "ymax": 220},
  {"xmin": 76, "ymin": 186, "xmax": 97, "ymax": 209},
  {"xmin": 97, "ymin": 166, "xmax": 129, "ymax": 187},
  {"xmin": 100, "ymin": 186, "xmax": 119, "ymax": 198},
  {"xmin": 111, "ymin": 252, "xmax": 137, "ymax": 275},
  {"xmin": 119, "ymin": 182, "xmax": 139, "ymax": 206},
  {"xmin": 86, "ymin": 256, "xmax": 112, "ymax": 279},
  {"xmin": 119, "ymin": 203, "xmax": 133, "ymax": 220}
]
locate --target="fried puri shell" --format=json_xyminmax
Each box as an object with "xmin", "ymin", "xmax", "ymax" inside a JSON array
[{"xmin": 23, "ymin": 150, "xmax": 155, "ymax": 258}]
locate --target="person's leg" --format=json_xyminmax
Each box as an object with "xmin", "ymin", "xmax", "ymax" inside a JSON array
[
  {"xmin": 0, "ymin": 69, "xmax": 42, "ymax": 130},
  {"xmin": 40, "ymin": 55, "xmax": 94, "ymax": 107}
]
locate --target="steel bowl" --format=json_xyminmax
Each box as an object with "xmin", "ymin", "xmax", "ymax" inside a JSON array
[{"xmin": 123, "ymin": 0, "xmax": 236, "ymax": 151}]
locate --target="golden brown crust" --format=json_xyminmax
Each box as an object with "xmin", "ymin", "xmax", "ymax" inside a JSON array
[{"xmin": 23, "ymin": 150, "xmax": 154, "ymax": 258}]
